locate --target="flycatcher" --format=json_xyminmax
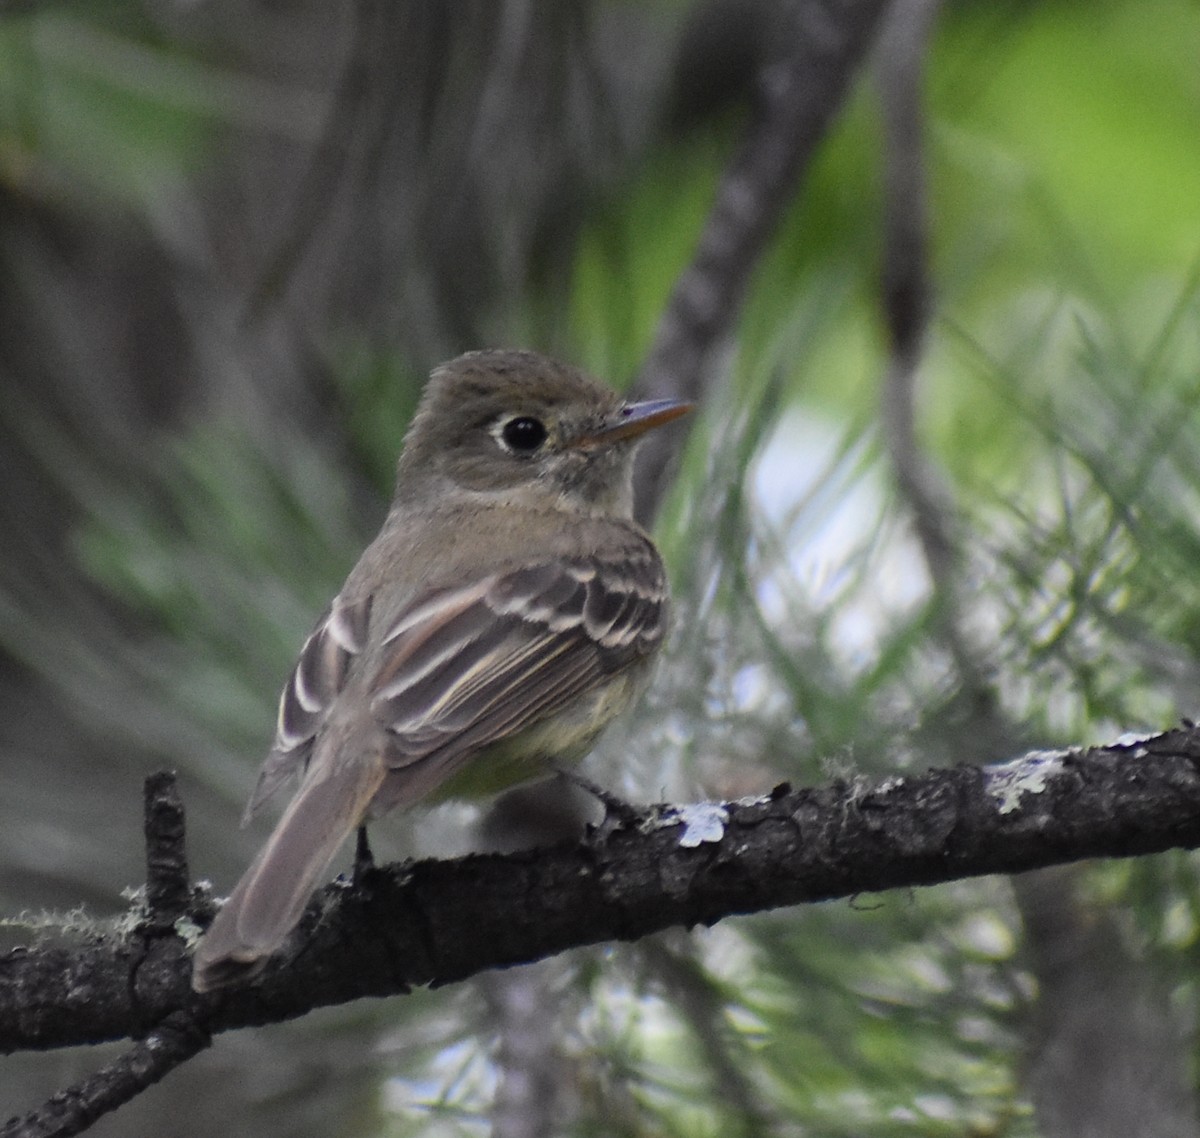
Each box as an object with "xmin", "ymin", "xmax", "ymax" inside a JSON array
[{"xmin": 192, "ymin": 349, "xmax": 691, "ymax": 992}]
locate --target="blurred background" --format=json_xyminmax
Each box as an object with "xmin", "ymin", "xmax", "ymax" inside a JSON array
[{"xmin": 3, "ymin": 0, "xmax": 1200, "ymax": 1135}]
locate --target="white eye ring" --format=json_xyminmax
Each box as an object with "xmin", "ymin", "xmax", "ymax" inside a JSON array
[{"xmin": 494, "ymin": 415, "xmax": 548, "ymax": 454}]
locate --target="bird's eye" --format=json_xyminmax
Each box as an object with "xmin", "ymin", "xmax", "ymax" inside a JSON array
[{"xmin": 500, "ymin": 416, "xmax": 548, "ymax": 453}]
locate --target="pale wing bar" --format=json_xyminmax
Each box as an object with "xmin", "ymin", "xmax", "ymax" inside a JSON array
[
  {"xmin": 371, "ymin": 549, "xmax": 667, "ymax": 769},
  {"xmin": 246, "ymin": 593, "xmax": 373, "ymax": 819},
  {"xmin": 247, "ymin": 547, "xmax": 665, "ymax": 820}
]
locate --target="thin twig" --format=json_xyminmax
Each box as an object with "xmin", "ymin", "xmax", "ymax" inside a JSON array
[
  {"xmin": 874, "ymin": 0, "xmax": 1010, "ymax": 739},
  {"xmin": 875, "ymin": 0, "xmax": 956, "ymax": 593},
  {"xmin": 1, "ymin": 1012, "xmax": 211, "ymax": 1138},
  {"xmin": 142, "ymin": 772, "xmax": 190, "ymax": 924},
  {"xmin": 1, "ymin": 777, "xmax": 207, "ymax": 1138},
  {"xmin": 633, "ymin": 0, "xmax": 893, "ymax": 524}
]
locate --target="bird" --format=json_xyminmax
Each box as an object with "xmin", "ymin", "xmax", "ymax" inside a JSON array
[{"xmin": 191, "ymin": 348, "xmax": 691, "ymax": 992}]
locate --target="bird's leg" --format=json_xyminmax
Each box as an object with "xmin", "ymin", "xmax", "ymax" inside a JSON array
[
  {"xmin": 353, "ymin": 825, "xmax": 375, "ymax": 884},
  {"xmin": 550, "ymin": 764, "xmax": 641, "ymax": 830}
]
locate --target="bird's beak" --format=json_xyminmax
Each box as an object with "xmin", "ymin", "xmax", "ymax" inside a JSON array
[{"xmin": 577, "ymin": 398, "xmax": 694, "ymax": 448}]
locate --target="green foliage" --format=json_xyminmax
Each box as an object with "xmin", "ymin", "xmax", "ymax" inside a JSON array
[
  {"xmin": 0, "ymin": 10, "xmax": 216, "ymax": 205},
  {"xmin": 566, "ymin": 132, "xmax": 728, "ymax": 382},
  {"xmin": 5, "ymin": 0, "xmax": 1200, "ymax": 1135},
  {"xmin": 325, "ymin": 340, "xmax": 428, "ymax": 497}
]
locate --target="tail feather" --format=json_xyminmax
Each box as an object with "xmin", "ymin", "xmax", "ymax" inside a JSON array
[{"xmin": 192, "ymin": 756, "xmax": 386, "ymax": 993}]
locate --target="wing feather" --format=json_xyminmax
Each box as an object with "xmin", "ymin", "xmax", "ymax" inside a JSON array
[
  {"xmin": 246, "ymin": 593, "xmax": 373, "ymax": 819},
  {"xmin": 371, "ymin": 545, "xmax": 667, "ymax": 780},
  {"xmin": 248, "ymin": 539, "xmax": 667, "ymax": 821}
]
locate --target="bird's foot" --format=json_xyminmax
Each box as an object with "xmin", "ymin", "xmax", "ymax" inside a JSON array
[{"xmin": 551, "ymin": 765, "xmax": 642, "ymax": 833}]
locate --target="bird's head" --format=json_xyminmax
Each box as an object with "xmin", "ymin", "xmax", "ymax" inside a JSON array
[{"xmin": 395, "ymin": 349, "xmax": 692, "ymax": 518}]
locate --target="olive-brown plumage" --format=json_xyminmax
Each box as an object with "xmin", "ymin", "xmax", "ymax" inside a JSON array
[{"xmin": 192, "ymin": 349, "xmax": 690, "ymax": 992}]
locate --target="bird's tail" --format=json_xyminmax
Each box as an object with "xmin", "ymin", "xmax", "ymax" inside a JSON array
[{"xmin": 192, "ymin": 751, "xmax": 386, "ymax": 993}]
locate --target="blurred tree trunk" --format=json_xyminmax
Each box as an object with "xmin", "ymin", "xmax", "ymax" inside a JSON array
[{"xmin": 1017, "ymin": 867, "xmax": 1199, "ymax": 1138}]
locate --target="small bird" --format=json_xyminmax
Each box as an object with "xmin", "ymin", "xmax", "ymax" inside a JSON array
[{"xmin": 192, "ymin": 349, "xmax": 691, "ymax": 992}]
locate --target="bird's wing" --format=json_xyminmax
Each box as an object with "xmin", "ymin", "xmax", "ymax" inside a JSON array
[
  {"xmin": 244, "ymin": 593, "xmax": 374, "ymax": 820},
  {"xmin": 246, "ymin": 542, "xmax": 667, "ymax": 819},
  {"xmin": 370, "ymin": 544, "xmax": 667, "ymax": 790}
]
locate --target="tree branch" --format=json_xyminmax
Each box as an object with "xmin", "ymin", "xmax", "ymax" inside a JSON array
[
  {"xmin": 5, "ymin": 727, "xmax": 1200, "ymax": 1061},
  {"xmin": 142, "ymin": 772, "xmax": 191, "ymax": 925},
  {"xmin": 632, "ymin": 0, "xmax": 892, "ymax": 524},
  {"xmin": 2, "ymin": 1013, "xmax": 211, "ymax": 1138},
  {"xmin": 1, "ymin": 774, "xmax": 211, "ymax": 1138}
]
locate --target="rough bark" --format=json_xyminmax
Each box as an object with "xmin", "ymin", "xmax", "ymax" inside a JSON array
[{"xmin": 5, "ymin": 728, "xmax": 1200, "ymax": 1060}]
